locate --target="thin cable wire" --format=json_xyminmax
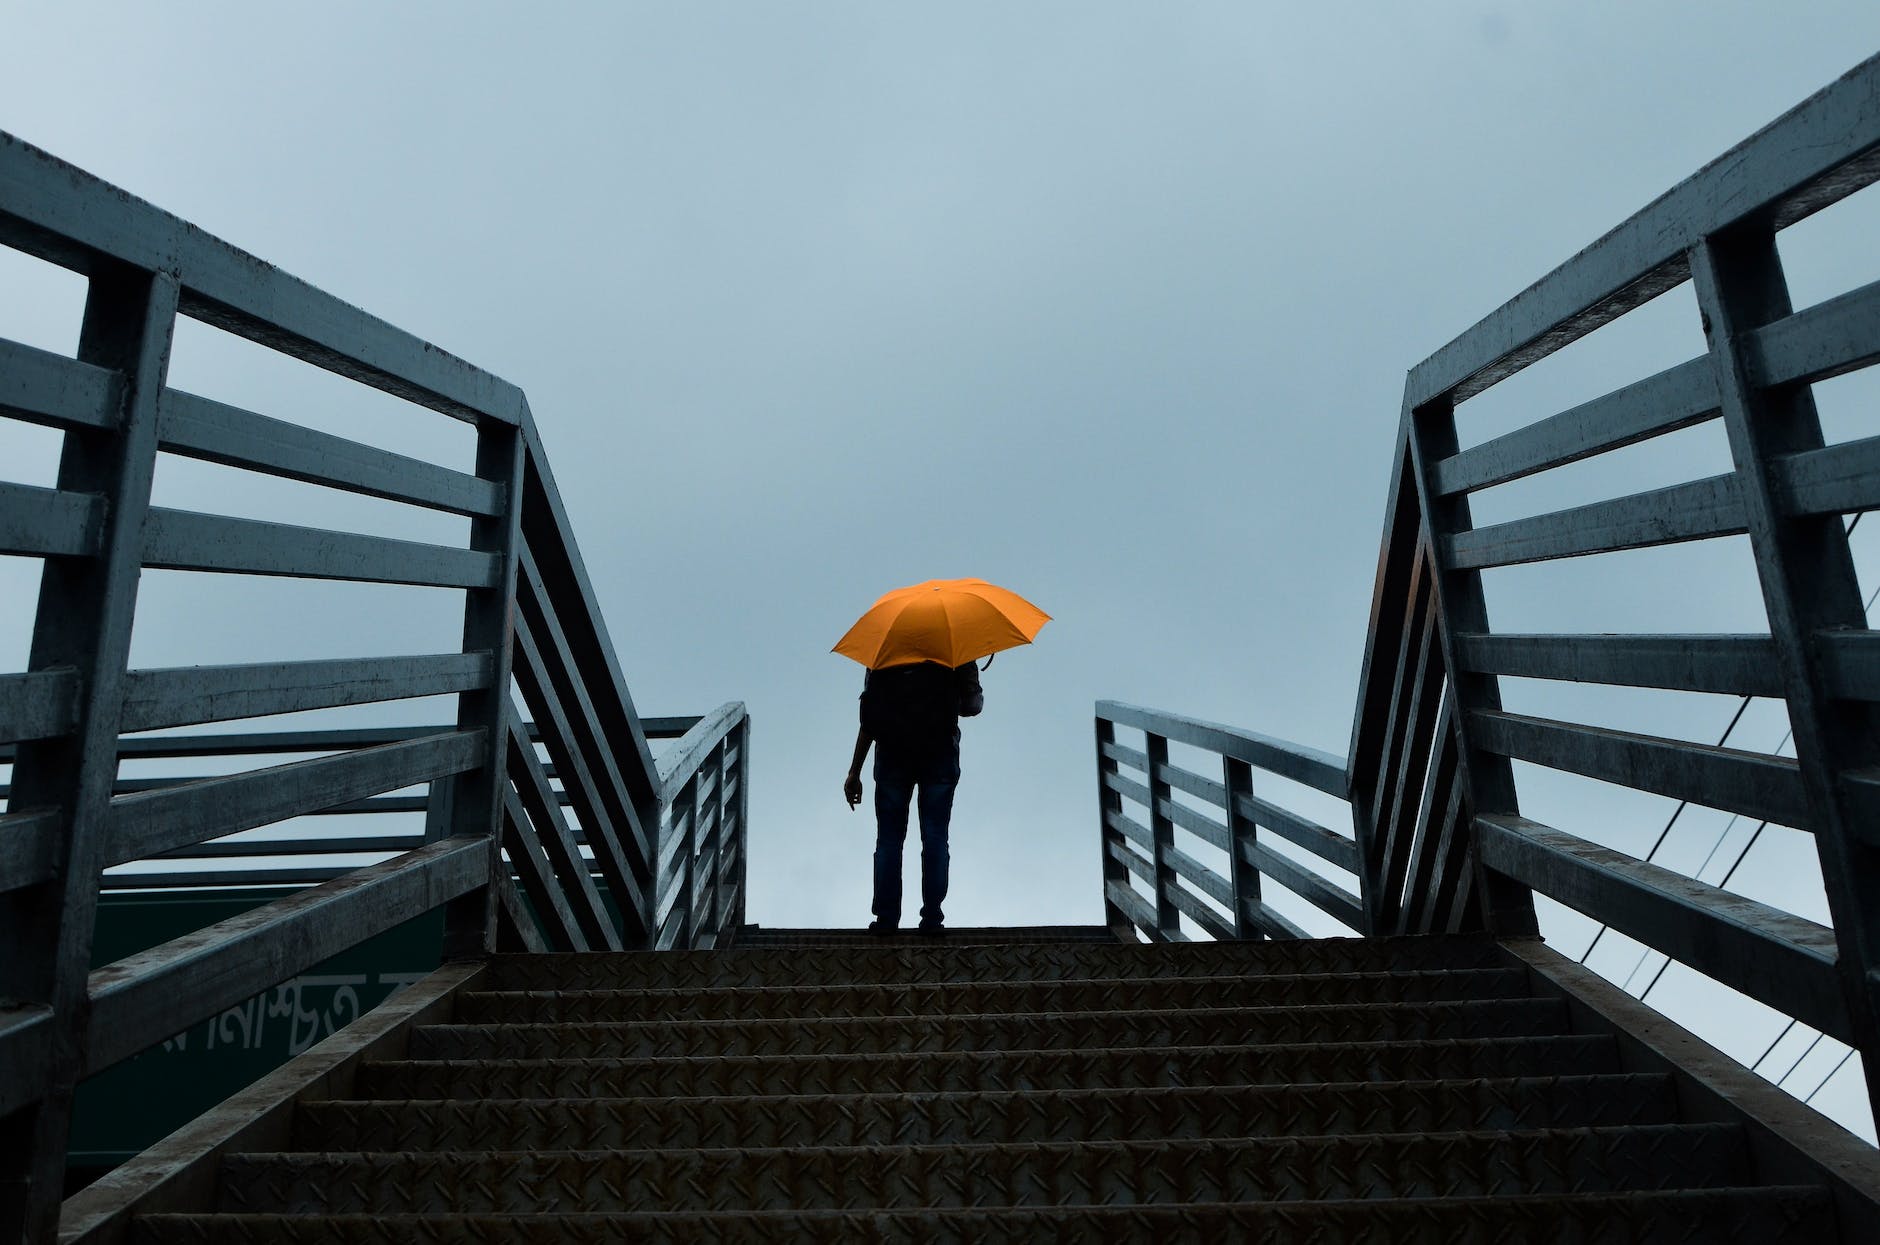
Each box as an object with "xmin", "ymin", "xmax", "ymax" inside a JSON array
[{"xmin": 1803, "ymin": 1048, "xmax": 1858, "ymax": 1104}]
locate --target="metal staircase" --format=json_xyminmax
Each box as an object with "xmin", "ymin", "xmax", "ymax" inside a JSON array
[
  {"xmin": 8, "ymin": 49, "xmax": 1880, "ymax": 1245},
  {"xmin": 126, "ymin": 929, "xmax": 1857, "ymax": 1241}
]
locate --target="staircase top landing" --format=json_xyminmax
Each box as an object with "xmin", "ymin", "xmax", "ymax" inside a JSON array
[{"xmin": 733, "ymin": 926, "xmax": 1118, "ymax": 947}]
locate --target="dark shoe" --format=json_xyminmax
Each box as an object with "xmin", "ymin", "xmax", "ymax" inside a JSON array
[
  {"xmin": 917, "ymin": 922, "xmax": 947, "ymax": 938},
  {"xmin": 868, "ymin": 920, "xmax": 898, "ymax": 936}
]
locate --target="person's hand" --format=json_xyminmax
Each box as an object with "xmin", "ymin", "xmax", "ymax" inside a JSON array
[{"xmin": 844, "ymin": 772, "xmax": 863, "ymax": 809}]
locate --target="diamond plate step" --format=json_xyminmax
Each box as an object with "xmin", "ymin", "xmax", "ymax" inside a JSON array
[
  {"xmin": 732, "ymin": 925, "xmax": 1118, "ymax": 946},
  {"xmin": 133, "ymin": 1187, "xmax": 1840, "ymax": 1244},
  {"xmin": 357, "ymin": 1033, "xmax": 1620, "ymax": 1100},
  {"xmin": 453, "ymin": 967, "xmax": 1532, "ymax": 1024},
  {"xmin": 409, "ymin": 997, "xmax": 1569, "ymax": 1061},
  {"xmin": 217, "ymin": 1124, "xmax": 1748, "ymax": 1213},
  {"xmin": 483, "ymin": 934, "xmax": 1509, "ymax": 991},
  {"xmin": 294, "ymin": 1073, "xmax": 1679, "ymax": 1152}
]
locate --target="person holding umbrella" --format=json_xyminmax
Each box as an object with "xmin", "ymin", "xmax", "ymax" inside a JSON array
[{"xmin": 835, "ymin": 578, "xmax": 1050, "ymax": 936}]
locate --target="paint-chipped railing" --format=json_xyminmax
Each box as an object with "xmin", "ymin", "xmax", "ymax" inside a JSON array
[
  {"xmin": 1098, "ymin": 54, "xmax": 1880, "ymax": 1115},
  {"xmin": 0, "ymin": 129, "xmax": 747, "ymax": 1239},
  {"xmin": 1095, "ymin": 702, "xmax": 1362, "ymax": 942}
]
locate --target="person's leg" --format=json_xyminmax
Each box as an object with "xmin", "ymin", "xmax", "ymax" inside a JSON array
[
  {"xmin": 914, "ymin": 748, "xmax": 960, "ymax": 929},
  {"xmin": 871, "ymin": 748, "xmax": 915, "ymax": 928}
]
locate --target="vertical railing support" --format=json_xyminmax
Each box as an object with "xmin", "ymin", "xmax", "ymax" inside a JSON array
[
  {"xmin": 731, "ymin": 718, "xmax": 751, "ymax": 931},
  {"xmin": 1095, "ymin": 717, "xmax": 1130, "ymax": 935},
  {"xmin": 1404, "ymin": 396, "xmax": 1538, "ymax": 937},
  {"xmin": 1145, "ymin": 732, "xmax": 1180, "ymax": 940},
  {"xmin": 1224, "ymin": 757, "xmax": 1262, "ymax": 939},
  {"xmin": 441, "ymin": 417, "xmax": 527, "ymax": 961},
  {"xmin": 0, "ymin": 265, "xmax": 177, "ymax": 1245},
  {"xmin": 1693, "ymin": 227, "xmax": 1880, "ymax": 1111}
]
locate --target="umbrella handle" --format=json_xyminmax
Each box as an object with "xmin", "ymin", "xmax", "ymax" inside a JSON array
[{"xmin": 980, "ymin": 653, "xmax": 995, "ymax": 671}]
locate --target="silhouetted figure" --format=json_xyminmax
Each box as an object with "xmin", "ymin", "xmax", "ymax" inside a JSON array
[{"xmin": 844, "ymin": 660, "xmax": 983, "ymax": 935}]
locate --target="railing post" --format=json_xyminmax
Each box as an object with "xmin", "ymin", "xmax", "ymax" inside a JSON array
[
  {"xmin": 1403, "ymin": 395, "xmax": 1539, "ymax": 937},
  {"xmin": 1692, "ymin": 227, "xmax": 1880, "ymax": 1112},
  {"xmin": 730, "ymin": 718, "xmax": 750, "ymax": 932},
  {"xmin": 1145, "ymin": 732, "xmax": 1180, "ymax": 940},
  {"xmin": 679, "ymin": 770, "xmax": 700, "ymax": 946},
  {"xmin": 1095, "ymin": 716, "xmax": 1131, "ymax": 935},
  {"xmin": 1223, "ymin": 758, "xmax": 1262, "ymax": 939},
  {"xmin": 441, "ymin": 418, "xmax": 526, "ymax": 961},
  {"xmin": 0, "ymin": 264, "xmax": 177, "ymax": 1245}
]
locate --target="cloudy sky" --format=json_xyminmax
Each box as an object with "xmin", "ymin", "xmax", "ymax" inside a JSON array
[{"xmin": 5, "ymin": 4, "xmax": 1880, "ymax": 1135}]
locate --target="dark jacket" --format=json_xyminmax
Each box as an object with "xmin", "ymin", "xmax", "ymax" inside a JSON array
[{"xmin": 860, "ymin": 661, "xmax": 983, "ymax": 755}]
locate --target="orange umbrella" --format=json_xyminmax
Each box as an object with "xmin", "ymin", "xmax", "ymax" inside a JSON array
[{"xmin": 833, "ymin": 578, "xmax": 1051, "ymax": 670}]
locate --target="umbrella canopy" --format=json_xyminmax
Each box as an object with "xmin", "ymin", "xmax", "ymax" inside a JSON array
[{"xmin": 833, "ymin": 577, "xmax": 1051, "ymax": 670}]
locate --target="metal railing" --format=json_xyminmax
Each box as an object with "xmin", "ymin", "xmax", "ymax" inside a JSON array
[
  {"xmin": 1098, "ymin": 53, "xmax": 1880, "ymax": 1116},
  {"xmin": 0, "ymin": 130, "xmax": 748, "ymax": 1239}
]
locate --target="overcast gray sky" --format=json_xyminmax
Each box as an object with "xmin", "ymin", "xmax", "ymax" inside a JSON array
[{"xmin": 5, "ymin": 3, "xmax": 1880, "ymax": 1137}]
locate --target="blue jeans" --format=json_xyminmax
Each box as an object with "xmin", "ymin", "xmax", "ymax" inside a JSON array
[{"xmin": 872, "ymin": 744, "xmax": 959, "ymax": 927}]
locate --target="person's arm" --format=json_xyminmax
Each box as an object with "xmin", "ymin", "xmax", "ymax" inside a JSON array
[{"xmin": 844, "ymin": 727, "xmax": 872, "ymax": 809}]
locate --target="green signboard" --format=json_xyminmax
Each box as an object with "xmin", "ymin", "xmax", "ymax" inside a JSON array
[{"xmin": 67, "ymin": 890, "xmax": 444, "ymax": 1184}]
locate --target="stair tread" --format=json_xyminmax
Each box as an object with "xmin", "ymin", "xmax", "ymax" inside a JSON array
[
  {"xmin": 453, "ymin": 967, "xmax": 1532, "ymax": 1019},
  {"xmin": 294, "ymin": 1073, "xmax": 1680, "ymax": 1149},
  {"xmin": 219, "ymin": 1124, "xmax": 1753, "ymax": 1212},
  {"xmin": 138, "ymin": 1187, "xmax": 1837, "ymax": 1245},
  {"xmin": 360, "ymin": 1033, "xmax": 1621, "ymax": 1098}
]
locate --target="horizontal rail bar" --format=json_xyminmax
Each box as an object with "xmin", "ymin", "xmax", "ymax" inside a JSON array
[
  {"xmin": 1098, "ymin": 701, "xmax": 1347, "ymax": 797},
  {"xmin": 655, "ymin": 703, "xmax": 745, "ymax": 803},
  {"xmin": 0, "ymin": 132, "xmax": 525, "ymax": 425},
  {"xmin": 1433, "ymin": 356, "xmax": 1718, "ymax": 496},
  {"xmin": 1106, "ymin": 837, "xmax": 1155, "ymax": 884},
  {"xmin": 1748, "ymin": 270, "xmax": 1880, "ymax": 388},
  {"xmin": 1245, "ymin": 900, "xmax": 1307, "ymax": 940},
  {"xmin": 1445, "ymin": 473, "xmax": 1743, "ymax": 570},
  {"xmin": 0, "ymin": 480, "xmax": 103, "ymax": 558},
  {"xmin": 118, "ymin": 652, "xmax": 493, "ymax": 734},
  {"xmin": 158, "ymin": 389, "xmax": 504, "ymax": 517},
  {"xmin": 1104, "ymin": 878, "xmax": 1169, "ymax": 941},
  {"xmin": 1102, "ymin": 806, "xmax": 1154, "ymax": 854},
  {"xmin": 1162, "ymin": 876, "xmax": 1235, "ymax": 941},
  {"xmin": 1165, "ymin": 844, "xmax": 1234, "ymax": 908},
  {"xmin": 150, "ymin": 833, "xmax": 428, "ymax": 859},
  {"xmin": 84, "ymin": 838, "xmax": 488, "ymax": 1074},
  {"xmin": 1819, "ymin": 631, "xmax": 1880, "ymax": 702},
  {"xmin": 99, "ymin": 866, "xmax": 369, "ymax": 889},
  {"xmin": 0, "ymin": 1003, "xmax": 54, "ymax": 1119},
  {"xmin": 0, "ymin": 336, "xmax": 119, "ymax": 430},
  {"xmin": 1476, "ymin": 814, "xmax": 1849, "ymax": 1040},
  {"xmin": 1407, "ymin": 54, "xmax": 1880, "ymax": 405},
  {"xmin": 1159, "ymin": 761, "xmax": 1228, "ymax": 810},
  {"xmin": 142, "ymin": 507, "xmax": 499, "ymax": 588},
  {"xmin": 0, "ymin": 669, "xmax": 78, "ymax": 745},
  {"xmin": 1452, "ymin": 633, "xmax": 1785, "ymax": 697},
  {"xmin": 1234, "ymin": 791, "xmax": 1361, "ymax": 874},
  {"xmin": 1158, "ymin": 794, "xmax": 1230, "ymax": 853},
  {"xmin": 1470, "ymin": 709, "xmax": 1809, "ymax": 827},
  {"xmin": 1100, "ymin": 769, "xmax": 1152, "ymax": 810},
  {"xmin": 1772, "ymin": 434, "xmax": 1880, "ymax": 518},
  {"xmin": 1099, "ymin": 740, "xmax": 1148, "ymax": 772},
  {"xmin": 106, "ymin": 729, "xmax": 486, "ymax": 865},
  {"xmin": 1240, "ymin": 838, "xmax": 1365, "ymax": 930},
  {"xmin": 0, "ymin": 807, "xmax": 59, "ymax": 895}
]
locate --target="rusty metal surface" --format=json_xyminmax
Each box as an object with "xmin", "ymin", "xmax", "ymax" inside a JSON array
[{"xmin": 294, "ymin": 1073, "xmax": 1678, "ymax": 1153}]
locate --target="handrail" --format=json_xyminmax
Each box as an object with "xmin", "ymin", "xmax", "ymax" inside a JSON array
[
  {"xmin": 1095, "ymin": 701, "xmax": 1362, "ymax": 943},
  {"xmin": 0, "ymin": 129, "xmax": 749, "ymax": 1239},
  {"xmin": 1095, "ymin": 52, "xmax": 1880, "ymax": 1123}
]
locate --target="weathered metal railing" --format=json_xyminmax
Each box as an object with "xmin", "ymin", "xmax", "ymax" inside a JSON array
[
  {"xmin": 0, "ymin": 130, "xmax": 747, "ymax": 1238},
  {"xmin": 1098, "ymin": 53, "xmax": 1880, "ymax": 1115},
  {"xmin": 1096, "ymin": 702, "xmax": 1361, "ymax": 941}
]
